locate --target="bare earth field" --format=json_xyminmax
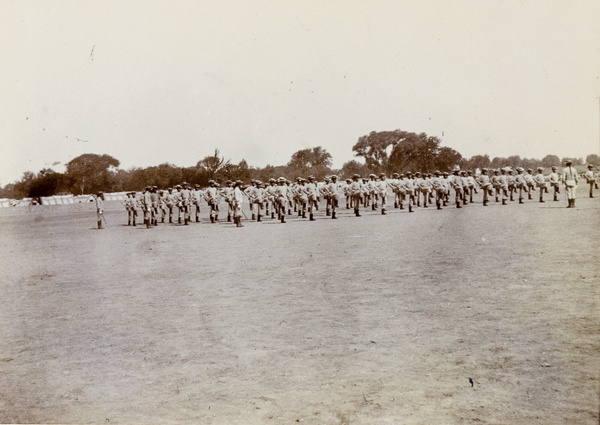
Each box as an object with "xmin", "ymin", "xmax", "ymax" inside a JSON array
[{"xmin": 0, "ymin": 195, "xmax": 598, "ymax": 424}]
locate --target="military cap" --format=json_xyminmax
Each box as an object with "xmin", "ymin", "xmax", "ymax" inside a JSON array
[
  {"xmin": 565, "ymin": 159, "xmax": 572, "ymax": 165},
  {"xmin": 331, "ymin": 175, "xmax": 338, "ymax": 180},
  {"xmin": 551, "ymin": 166, "xmax": 557, "ymax": 170},
  {"xmin": 352, "ymin": 173, "xmax": 360, "ymax": 179},
  {"xmin": 537, "ymin": 167, "xmax": 544, "ymax": 171},
  {"xmin": 308, "ymin": 175, "xmax": 315, "ymax": 180},
  {"xmin": 392, "ymin": 173, "xmax": 399, "ymax": 177},
  {"xmin": 379, "ymin": 173, "xmax": 386, "ymax": 177},
  {"xmin": 346, "ymin": 178, "xmax": 352, "ymax": 183},
  {"xmin": 269, "ymin": 178, "xmax": 276, "ymax": 182},
  {"xmin": 527, "ymin": 168, "xmax": 533, "ymax": 172},
  {"xmin": 442, "ymin": 172, "xmax": 449, "ymax": 176},
  {"xmin": 588, "ymin": 164, "xmax": 594, "ymax": 168}
]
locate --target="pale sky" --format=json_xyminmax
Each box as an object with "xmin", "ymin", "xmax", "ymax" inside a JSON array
[{"xmin": 1, "ymin": 0, "xmax": 599, "ymax": 185}]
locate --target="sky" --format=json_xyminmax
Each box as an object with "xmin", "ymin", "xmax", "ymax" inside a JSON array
[{"xmin": 1, "ymin": 0, "xmax": 599, "ymax": 185}]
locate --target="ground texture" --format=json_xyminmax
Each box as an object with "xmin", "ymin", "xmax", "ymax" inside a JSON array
[{"xmin": 0, "ymin": 195, "xmax": 598, "ymax": 424}]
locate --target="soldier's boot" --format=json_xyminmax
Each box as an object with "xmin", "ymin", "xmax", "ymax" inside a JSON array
[
  {"xmin": 463, "ymin": 198, "xmax": 467, "ymax": 205},
  {"xmin": 309, "ymin": 213, "xmax": 315, "ymax": 221},
  {"xmin": 554, "ymin": 192, "xmax": 558, "ymax": 202},
  {"xmin": 332, "ymin": 211, "xmax": 337, "ymax": 219},
  {"xmin": 409, "ymin": 203, "xmax": 413, "ymax": 213},
  {"xmin": 294, "ymin": 205, "xmax": 297, "ymax": 212},
  {"xmin": 210, "ymin": 215, "xmax": 215, "ymax": 223},
  {"xmin": 98, "ymin": 220, "xmax": 103, "ymax": 229},
  {"xmin": 128, "ymin": 219, "xmax": 131, "ymax": 226},
  {"xmin": 381, "ymin": 208, "xmax": 386, "ymax": 215},
  {"xmin": 146, "ymin": 219, "xmax": 151, "ymax": 229},
  {"xmin": 271, "ymin": 212, "xmax": 275, "ymax": 219},
  {"xmin": 470, "ymin": 195, "xmax": 474, "ymax": 203},
  {"xmin": 400, "ymin": 203, "xmax": 404, "ymax": 210},
  {"xmin": 437, "ymin": 202, "xmax": 441, "ymax": 210},
  {"xmin": 288, "ymin": 209, "xmax": 292, "ymax": 215},
  {"xmin": 519, "ymin": 198, "xmax": 524, "ymax": 204},
  {"xmin": 456, "ymin": 201, "xmax": 462, "ymax": 208},
  {"xmin": 281, "ymin": 215, "xmax": 286, "ymax": 223},
  {"xmin": 495, "ymin": 196, "xmax": 499, "ymax": 202},
  {"xmin": 214, "ymin": 215, "xmax": 218, "ymax": 222},
  {"xmin": 236, "ymin": 217, "xmax": 244, "ymax": 227},
  {"xmin": 227, "ymin": 214, "xmax": 232, "ymax": 222},
  {"xmin": 178, "ymin": 217, "xmax": 182, "ymax": 224},
  {"xmin": 510, "ymin": 193, "xmax": 514, "ymax": 201},
  {"xmin": 539, "ymin": 195, "xmax": 544, "ymax": 203},
  {"xmin": 394, "ymin": 201, "xmax": 398, "ymax": 208},
  {"xmin": 355, "ymin": 208, "xmax": 361, "ymax": 217},
  {"xmin": 326, "ymin": 208, "xmax": 330, "ymax": 216},
  {"xmin": 346, "ymin": 202, "xmax": 350, "ymax": 209},
  {"xmin": 502, "ymin": 199, "xmax": 507, "ymax": 205},
  {"xmin": 483, "ymin": 200, "xmax": 488, "ymax": 206},
  {"xmin": 302, "ymin": 211, "xmax": 306, "ymax": 218},
  {"xmin": 298, "ymin": 209, "xmax": 302, "ymax": 217},
  {"xmin": 374, "ymin": 203, "xmax": 378, "ymax": 209},
  {"xmin": 545, "ymin": 187, "xmax": 549, "ymax": 194},
  {"xmin": 590, "ymin": 189, "xmax": 594, "ymax": 198},
  {"xmin": 443, "ymin": 201, "xmax": 447, "ymax": 207},
  {"xmin": 571, "ymin": 199, "xmax": 575, "ymax": 208},
  {"xmin": 195, "ymin": 215, "xmax": 199, "ymax": 223},
  {"xmin": 566, "ymin": 199, "xmax": 572, "ymax": 208},
  {"xmin": 371, "ymin": 203, "xmax": 376, "ymax": 210},
  {"xmin": 423, "ymin": 201, "xmax": 428, "ymax": 208}
]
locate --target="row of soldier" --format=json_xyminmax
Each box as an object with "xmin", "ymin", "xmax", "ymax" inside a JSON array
[{"xmin": 118, "ymin": 162, "xmax": 598, "ymax": 228}]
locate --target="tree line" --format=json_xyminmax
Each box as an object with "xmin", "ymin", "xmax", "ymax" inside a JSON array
[{"xmin": 1, "ymin": 129, "xmax": 598, "ymax": 200}]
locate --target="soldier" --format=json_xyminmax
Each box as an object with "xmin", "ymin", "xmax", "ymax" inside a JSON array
[
  {"xmin": 305, "ymin": 175, "xmax": 319, "ymax": 221},
  {"xmin": 179, "ymin": 182, "xmax": 191, "ymax": 225},
  {"xmin": 350, "ymin": 174, "xmax": 363, "ymax": 216},
  {"xmin": 190, "ymin": 184, "xmax": 202, "ymax": 222},
  {"xmin": 232, "ymin": 180, "xmax": 244, "ymax": 227},
  {"xmin": 367, "ymin": 174, "xmax": 378, "ymax": 209},
  {"xmin": 477, "ymin": 169, "xmax": 493, "ymax": 206},
  {"xmin": 221, "ymin": 180, "xmax": 234, "ymax": 222},
  {"xmin": 322, "ymin": 176, "xmax": 333, "ymax": 216},
  {"xmin": 498, "ymin": 169, "xmax": 509, "ymax": 205},
  {"xmin": 562, "ymin": 160, "xmax": 579, "ymax": 208},
  {"xmin": 122, "ymin": 191, "xmax": 137, "ymax": 226},
  {"xmin": 205, "ymin": 180, "xmax": 219, "ymax": 223},
  {"xmin": 460, "ymin": 171, "xmax": 470, "ymax": 205},
  {"xmin": 376, "ymin": 173, "xmax": 389, "ymax": 214},
  {"xmin": 466, "ymin": 171, "xmax": 478, "ymax": 203},
  {"xmin": 584, "ymin": 164, "xmax": 596, "ymax": 198},
  {"xmin": 95, "ymin": 191, "xmax": 105, "ymax": 229},
  {"xmin": 403, "ymin": 172, "xmax": 416, "ymax": 212},
  {"xmin": 506, "ymin": 169, "xmax": 516, "ymax": 201},
  {"xmin": 265, "ymin": 178, "xmax": 277, "ymax": 218},
  {"xmin": 491, "ymin": 169, "xmax": 502, "ymax": 202},
  {"xmin": 415, "ymin": 172, "xmax": 430, "ymax": 208},
  {"xmin": 343, "ymin": 178, "xmax": 352, "ymax": 209},
  {"xmin": 548, "ymin": 166, "xmax": 562, "ymax": 201},
  {"xmin": 158, "ymin": 190, "xmax": 168, "ymax": 223},
  {"xmin": 534, "ymin": 167, "xmax": 547, "ymax": 203},
  {"xmin": 328, "ymin": 175, "xmax": 341, "ymax": 219},
  {"xmin": 451, "ymin": 170, "xmax": 464, "ymax": 208},
  {"xmin": 275, "ymin": 177, "xmax": 289, "ymax": 223},
  {"xmin": 296, "ymin": 178, "xmax": 308, "ymax": 218},
  {"xmin": 514, "ymin": 167, "xmax": 527, "ymax": 204},
  {"xmin": 429, "ymin": 171, "xmax": 443, "ymax": 209},
  {"xmin": 524, "ymin": 169, "xmax": 535, "ymax": 200},
  {"xmin": 142, "ymin": 186, "xmax": 153, "ymax": 228},
  {"xmin": 150, "ymin": 186, "xmax": 160, "ymax": 225}
]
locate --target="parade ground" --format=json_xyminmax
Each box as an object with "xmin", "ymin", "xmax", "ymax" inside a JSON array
[{"xmin": 0, "ymin": 197, "xmax": 598, "ymax": 424}]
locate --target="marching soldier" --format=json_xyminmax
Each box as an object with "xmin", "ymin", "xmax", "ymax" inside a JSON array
[
  {"xmin": 467, "ymin": 171, "xmax": 478, "ymax": 203},
  {"xmin": 562, "ymin": 160, "xmax": 579, "ymax": 208},
  {"xmin": 376, "ymin": 173, "xmax": 389, "ymax": 214},
  {"xmin": 548, "ymin": 166, "xmax": 562, "ymax": 201},
  {"xmin": 584, "ymin": 164, "xmax": 596, "ymax": 198},
  {"xmin": 507, "ymin": 169, "xmax": 516, "ymax": 202},
  {"xmin": 150, "ymin": 186, "xmax": 160, "ymax": 225},
  {"xmin": 179, "ymin": 182, "xmax": 191, "ymax": 225},
  {"xmin": 498, "ymin": 169, "xmax": 509, "ymax": 205},
  {"xmin": 275, "ymin": 177, "xmax": 289, "ymax": 223},
  {"xmin": 451, "ymin": 170, "xmax": 463, "ymax": 208},
  {"xmin": 514, "ymin": 167, "xmax": 527, "ymax": 204},
  {"xmin": 431, "ymin": 171, "xmax": 446, "ymax": 209},
  {"xmin": 524, "ymin": 169, "xmax": 535, "ymax": 200},
  {"xmin": 477, "ymin": 169, "xmax": 493, "ymax": 206},
  {"xmin": 163, "ymin": 188, "xmax": 176, "ymax": 223},
  {"xmin": 534, "ymin": 167, "xmax": 547, "ymax": 203},
  {"xmin": 350, "ymin": 174, "xmax": 363, "ymax": 216},
  {"xmin": 122, "ymin": 191, "xmax": 137, "ymax": 226},
  {"xmin": 221, "ymin": 180, "xmax": 234, "ymax": 222},
  {"xmin": 305, "ymin": 176, "xmax": 319, "ymax": 221}
]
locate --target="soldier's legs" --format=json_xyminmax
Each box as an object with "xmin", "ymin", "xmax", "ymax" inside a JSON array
[{"xmin": 539, "ymin": 187, "xmax": 545, "ymax": 202}]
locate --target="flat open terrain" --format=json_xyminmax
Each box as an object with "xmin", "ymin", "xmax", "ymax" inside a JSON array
[{"xmin": 0, "ymin": 194, "xmax": 598, "ymax": 424}]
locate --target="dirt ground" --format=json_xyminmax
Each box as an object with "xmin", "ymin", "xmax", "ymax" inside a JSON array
[{"xmin": 0, "ymin": 193, "xmax": 598, "ymax": 424}]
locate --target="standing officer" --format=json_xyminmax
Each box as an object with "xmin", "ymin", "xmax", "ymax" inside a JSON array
[
  {"xmin": 562, "ymin": 160, "xmax": 579, "ymax": 208},
  {"xmin": 232, "ymin": 180, "xmax": 244, "ymax": 227},
  {"xmin": 95, "ymin": 191, "xmax": 105, "ymax": 229}
]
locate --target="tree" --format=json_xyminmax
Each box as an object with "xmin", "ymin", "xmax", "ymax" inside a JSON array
[
  {"xmin": 387, "ymin": 132, "xmax": 442, "ymax": 173},
  {"xmin": 340, "ymin": 160, "xmax": 371, "ymax": 179},
  {"xmin": 197, "ymin": 149, "xmax": 231, "ymax": 181},
  {"xmin": 585, "ymin": 154, "xmax": 600, "ymax": 166},
  {"xmin": 541, "ymin": 155, "xmax": 560, "ymax": 168},
  {"xmin": 561, "ymin": 157, "xmax": 583, "ymax": 166},
  {"xmin": 352, "ymin": 130, "xmax": 407, "ymax": 171},
  {"xmin": 435, "ymin": 147, "xmax": 463, "ymax": 172},
  {"xmin": 288, "ymin": 147, "xmax": 332, "ymax": 170},
  {"xmin": 465, "ymin": 154, "xmax": 491, "ymax": 171},
  {"xmin": 66, "ymin": 153, "xmax": 120, "ymax": 194}
]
